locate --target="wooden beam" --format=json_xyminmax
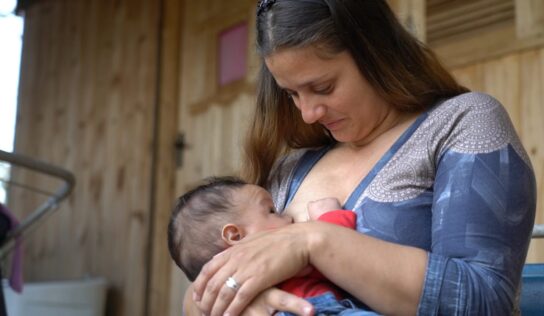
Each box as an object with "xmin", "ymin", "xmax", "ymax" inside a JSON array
[
  {"xmin": 15, "ymin": 0, "xmax": 41, "ymax": 15},
  {"xmin": 515, "ymin": 0, "xmax": 544, "ymax": 39},
  {"xmin": 387, "ymin": 0, "xmax": 426, "ymax": 42},
  {"xmin": 146, "ymin": 0, "xmax": 183, "ymax": 314}
]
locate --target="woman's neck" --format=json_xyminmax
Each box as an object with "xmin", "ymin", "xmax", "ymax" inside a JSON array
[{"xmin": 348, "ymin": 108, "xmax": 419, "ymax": 150}]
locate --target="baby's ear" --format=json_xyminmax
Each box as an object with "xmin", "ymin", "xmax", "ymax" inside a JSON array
[{"xmin": 221, "ymin": 224, "xmax": 243, "ymax": 246}]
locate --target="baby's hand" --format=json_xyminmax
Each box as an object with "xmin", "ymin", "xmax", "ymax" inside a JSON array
[{"xmin": 307, "ymin": 197, "xmax": 342, "ymax": 221}]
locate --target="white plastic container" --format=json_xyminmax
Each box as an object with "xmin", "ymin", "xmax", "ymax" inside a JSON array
[{"xmin": 3, "ymin": 278, "xmax": 107, "ymax": 316}]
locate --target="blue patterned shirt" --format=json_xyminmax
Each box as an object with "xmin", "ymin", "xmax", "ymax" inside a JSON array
[{"xmin": 268, "ymin": 92, "xmax": 536, "ymax": 315}]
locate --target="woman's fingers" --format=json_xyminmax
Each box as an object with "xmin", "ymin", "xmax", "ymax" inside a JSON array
[
  {"xmin": 264, "ymin": 288, "xmax": 314, "ymax": 316},
  {"xmin": 198, "ymin": 275, "xmax": 226, "ymax": 315},
  {"xmin": 222, "ymin": 277, "xmax": 260, "ymax": 316},
  {"xmin": 198, "ymin": 253, "xmax": 260, "ymax": 316},
  {"xmin": 193, "ymin": 250, "xmax": 229, "ymax": 301},
  {"xmin": 239, "ymin": 288, "xmax": 314, "ymax": 316},
  {"xmin": 209, "ymin": 276, "xmax": 245, "ymax": 316},
  {"xmin": 199, "ymin": 264, "xmax": 242, "ymax": 316}
]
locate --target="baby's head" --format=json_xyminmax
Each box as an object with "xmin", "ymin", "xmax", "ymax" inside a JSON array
[{"xmin": 167, "ymin": 176, "xmax": 292, "ymax": 281}]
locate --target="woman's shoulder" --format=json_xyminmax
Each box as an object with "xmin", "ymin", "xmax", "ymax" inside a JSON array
[
  {"xmin": 267, "ymin": 148, "xmax": 310, "ymax": 211},
  {"xmin": 267, "ymin": 146, "xmax": 332, "ymax": 211},
  {"xmin": 422, "ymin": 92, "xmax": 509, "ymax": 146},
  {"xmin": 428, "ymin": 91, "xmax": 531, "ymax": 165},
  {"xmin": 268, "ymin": 149, "xmax": 308, "ymax": 181},
  {"xmin": 431, "ymin": 91, "xmax": 504, "ymax": 116}
]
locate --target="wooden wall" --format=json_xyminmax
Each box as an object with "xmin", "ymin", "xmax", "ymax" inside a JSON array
[
  {"xmin": 170, "ymin": 0, "xmax": 258, "ymax": 316},
  {"xmin": 175, "ymin": 0, "xmax": 256, "ymax": 190},
  {"xmin": 8, "ymin": 1, "xmax": 544, "ymax": 316},
  {"xmin": 10, "ymin": 0, "xmax": 181, "ymax": 315},
  {"xmin": 169, "ymin": 2, "xmax": 257, "ymax": 313}
]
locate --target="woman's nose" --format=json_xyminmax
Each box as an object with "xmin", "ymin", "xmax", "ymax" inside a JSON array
[{"xmin": 298, "ymin": 95, "xmax": 326, "ymax": 124}]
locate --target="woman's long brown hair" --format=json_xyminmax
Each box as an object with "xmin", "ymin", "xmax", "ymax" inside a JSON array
[{"xmin": 244, "ymin": 0, "xmax": 468, "ymax": 186}]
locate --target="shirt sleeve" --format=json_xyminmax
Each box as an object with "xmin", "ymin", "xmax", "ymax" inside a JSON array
[{"xmin": 417, "ymin": 95, "xmax": 536, "ymax": 315}]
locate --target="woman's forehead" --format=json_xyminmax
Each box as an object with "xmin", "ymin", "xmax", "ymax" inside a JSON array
[{"xmin": 265, "ymin": 47, "xmax": 348, "ymax": 88}]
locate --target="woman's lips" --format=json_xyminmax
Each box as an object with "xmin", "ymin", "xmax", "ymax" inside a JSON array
[{"xmin": 322, "ymin": 119, "xmax": 344, "ymax": 131}]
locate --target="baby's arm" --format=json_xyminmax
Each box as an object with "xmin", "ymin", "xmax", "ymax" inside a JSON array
[{"xmin": 307, "ymin": 197, "xmax": 342, "ymax": 221}]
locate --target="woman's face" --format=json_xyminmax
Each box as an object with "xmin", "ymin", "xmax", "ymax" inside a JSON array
[{"xmin": 265, "ymin": 46, "xmax": 394, "ymax": 145}]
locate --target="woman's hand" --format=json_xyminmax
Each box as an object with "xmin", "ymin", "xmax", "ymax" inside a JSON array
[
  {"xmin": 240, "ymin": 288, "xmax": 313, "ymax": 316},
  {"xmin": 186, "ymin": 283, "xmax": 312, "ymax": 316},
  {"xmin": 193, "ymin": 223, "xmax": 314, "ymax": 316}
]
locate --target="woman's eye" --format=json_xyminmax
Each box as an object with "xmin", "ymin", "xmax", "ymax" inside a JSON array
[
  {"xmin": 284, "ymin": 90, "xmax": 297, "ymax": 98},
  {"xmin": 314, "ymin": 85, "xmax": 332, "ymax": 94}
]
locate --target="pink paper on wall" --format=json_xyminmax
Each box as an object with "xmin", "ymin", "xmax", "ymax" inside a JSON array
[{"xmin": 218, "ymin": 22, "xmax": 248, "ymax": 86}]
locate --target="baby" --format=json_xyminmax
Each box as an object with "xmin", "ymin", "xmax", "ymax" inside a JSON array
[{"xmin": 167, "ymin": 176, "xmax": 376, "ymax": 315}]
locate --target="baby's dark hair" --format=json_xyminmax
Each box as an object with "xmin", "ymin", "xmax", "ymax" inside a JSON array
[{"xmin": 167, "ymin": 176, "xmax": 247, "ymax": 281}]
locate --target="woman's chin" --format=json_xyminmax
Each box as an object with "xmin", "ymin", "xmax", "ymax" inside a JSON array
[{"xmin": 329, "ymin": 132, "xmax": 350, "ymax": 143}]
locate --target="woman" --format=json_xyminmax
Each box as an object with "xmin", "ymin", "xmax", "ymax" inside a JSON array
[{"xmin": 187, "ymin": 1, "xmax": 536, "ymax": 315}]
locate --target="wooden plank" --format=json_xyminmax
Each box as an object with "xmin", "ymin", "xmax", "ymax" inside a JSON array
[
  {"xmin": 171, "ymin": 2, "xmax": 257, "ymax": 313},
  {"xmin": 519, "ymin": 48, "xmax": 544, "ymax": 264},
  {"xmin": 515, "ymin": 0, "xmax": 544, "ymax": 39},
  {"xmin": 387, "ymin": 0, "xmax": 426, "ymax": 42},
  {"xmin": 427, "ymin": 0, "xmax": 512, "ymax": 25},
  {"xmin": 13, "ymin": 0, "xmax": 73, "ymax": 280},
  {"xmin": 11, "ymin": 0, "xmax": 161, "ymax": 315},
  {"xmin": 428, "ymin": 9, "xmax": 513, "ymax": 42},
  {"xmin": 431, "ymin": 21, "xmax": 544, "ymax": 68},
  {"xmin": 427, "ymin": 0, "xmax": 474, "ymax": 12},
  {"xmin": 147, "ymin": 0, "xmax": 183, "ymax": 314},
  {"xmin": 451, "ymin": 63, "xmax": 485, "ymax": 93},
  {"xmin": 482, "ymin": 54, "xmax": 521, "ymax": 130},
  {"xmin": 429, "ymin": 0, "xmax": 544, "ymax": 68}
]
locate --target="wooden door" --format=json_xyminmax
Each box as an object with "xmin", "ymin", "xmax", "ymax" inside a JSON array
[{"xmin": 169, "ymin": 1, "xmax": 257, "ymax": 314}]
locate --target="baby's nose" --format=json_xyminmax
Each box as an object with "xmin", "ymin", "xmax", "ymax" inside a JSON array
[{"xmin": 284, "ymin": 214, "xmax": 294, "ymax": 224}]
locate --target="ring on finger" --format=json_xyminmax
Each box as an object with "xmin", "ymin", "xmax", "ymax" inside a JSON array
[{"xmin": 225, "ymin": 276, "xmax": 240, "ymax": 291}]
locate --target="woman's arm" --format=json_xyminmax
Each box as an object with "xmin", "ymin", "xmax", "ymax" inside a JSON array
[
  {"xmin": 413, "ymin": 94, "xmax": 536, "ymax": 314},
  {"xmin": 307, "ymin": 222, "xmax": 428, "ymax": 315},
  {"xmin": 415, "ymin": 145, "xmax": 535, "ymax": 315},
  {"xmin": 192, "ymin": 222, "xmax": 427, "ymax": 316}
]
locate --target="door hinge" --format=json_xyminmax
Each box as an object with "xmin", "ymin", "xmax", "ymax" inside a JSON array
[{"xmin": 174, "ymin": 132, "xmax": 190, "ymax": 168}]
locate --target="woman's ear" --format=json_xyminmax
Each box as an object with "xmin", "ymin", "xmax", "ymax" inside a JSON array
[{"xmin": 221, "ymin": 223, "xmax": 244, "ymax": 246}]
